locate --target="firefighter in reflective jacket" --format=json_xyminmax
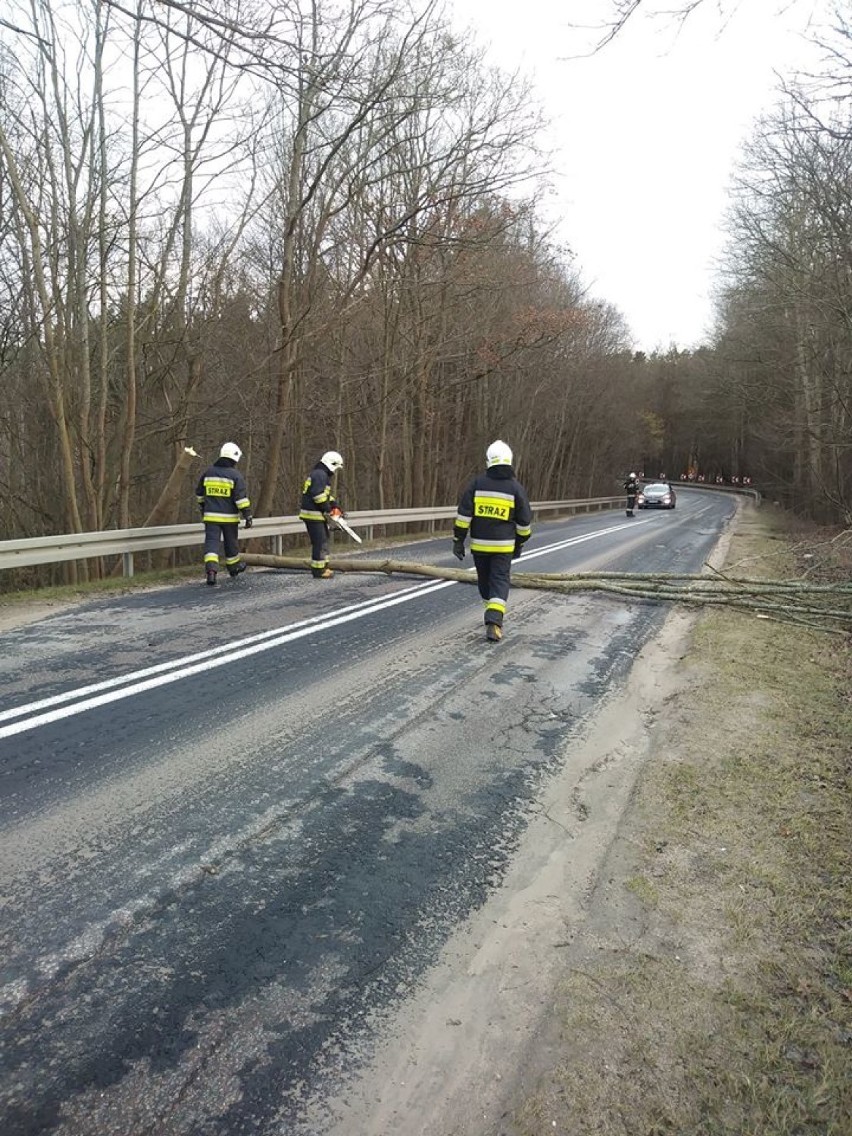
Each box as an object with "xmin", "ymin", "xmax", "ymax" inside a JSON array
[
  {"xmin": 624, "ymin": 471, "xmax": 640, "ymax": 516},
  {"xmin": 196, "ymin": 442, "xmax": 253, "ymax": 585},
  {"xmin": 299, "ymin": 451, "xmax": 344, "ymax": 578},
  {"xmin": 452, "ymin": 440, "xmax": 532, "ymax": 642}
]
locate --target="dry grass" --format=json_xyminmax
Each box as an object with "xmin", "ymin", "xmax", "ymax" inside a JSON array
[{"xmin": 513, "ymin": 508, "xmax": 852, "ymax": 1136}]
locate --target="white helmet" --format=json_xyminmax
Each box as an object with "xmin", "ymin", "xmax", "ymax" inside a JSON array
[
  {"xmin": 629, "ymin": 472, "xmax": 637, "ymax": 479},
  {"xmin": 321, "ymin": 450, "xmax": 344, "ymax": 472},
  {"xmin": 219, "ymin": 442, "xmax": 242, "ymax": 462},
  {"xmin": 486, "ymin": 440, "xmax": 513, "ymax": 467}
]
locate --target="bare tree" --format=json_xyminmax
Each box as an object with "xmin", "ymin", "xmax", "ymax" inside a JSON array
[
  {"xmin": 1, "ymin": 0, "xmax": 678, "ymax": 565},
  {"xmin": 0, "ymin": 0, "xmax": 97, "ymax": 548},
  {"xmin": 582, "ymin": 1, "xmax": 824, "ymax": 53},
  {"xmin": 716, "ymin": 95, "xmax": 852, "ymax": 520}
]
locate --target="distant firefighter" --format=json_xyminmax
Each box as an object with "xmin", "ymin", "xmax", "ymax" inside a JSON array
[{"xmin": 624, "ymin": 471, "xmax": 641, "ymax": 516}]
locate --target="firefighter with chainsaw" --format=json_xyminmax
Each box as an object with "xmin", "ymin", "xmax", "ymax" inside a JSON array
[
  {"xmin": 453, "ymin": 440, "xmax": 532, "ymax": 642},
  {"xmin": 299, "ymin": 450, "xmax": 345, "ymax": 578},
  {"xmin": 196, "ymin": 442, "xmax": 253, "ymax": 585}
]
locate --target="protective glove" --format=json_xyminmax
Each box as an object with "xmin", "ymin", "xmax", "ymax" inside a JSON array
[
  {"xmin": 242, "ymin": 512, "xmax": 253, "ymax": 528},
  {"xmin": 198, "ymin": 502, "xmax": 205, "ymax": 516},
  {"xmin": 329, "ymin": 506, "xmax": 343, "ymax": 519},
  {"xmin": 452, "ymin": 539, "xmax": 466, "ymax": 561},
  {"xmin": 513, "ymin": 539, "xmax": 523, "ymax": 559}
]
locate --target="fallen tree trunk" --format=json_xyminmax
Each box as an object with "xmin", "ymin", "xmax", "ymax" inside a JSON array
[
  {"xmin": 241, "ymin": 553, "xmax": 676, "ymax": 595},
  {"xmin": 241, "ymin": 553, "xmax": 852, "ymax": 633},
  {"xmin": 242, "ymin": 553, "xmax": 469, "ymax": 582}
]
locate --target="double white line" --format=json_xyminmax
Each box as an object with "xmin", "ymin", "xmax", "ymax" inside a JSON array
[{"xmin": 0, "ymin": 517, "xmax": 653, "ymax": 739}]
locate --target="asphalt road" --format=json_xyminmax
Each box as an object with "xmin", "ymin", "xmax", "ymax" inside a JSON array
[{"xmin": 0, "ymin": 490, "xmax": 736, "ymax": 1135}]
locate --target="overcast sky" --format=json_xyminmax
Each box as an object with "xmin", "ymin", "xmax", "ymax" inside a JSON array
[{"xmin": 448, "ymin": 0, "xmax": 827, "ymax": 353}]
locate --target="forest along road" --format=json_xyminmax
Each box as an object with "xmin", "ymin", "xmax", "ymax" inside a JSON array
[{"xmin": 0, "ymin": 489, "xmax": 735, "ymax": 1136}]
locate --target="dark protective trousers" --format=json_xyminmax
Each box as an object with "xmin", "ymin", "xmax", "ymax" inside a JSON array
[
  {"xmin": 304, "ymin": 519, "xmax": 330, "ymax": 577},
  {"xmin": 203, "ymin": 522, "xmax": 241, "ymax": 570},
  {"xmin": 626, "ymin": 492, "xmax": 636, "ymax": 511},
  {"xmin": 472, "ymin": 552, "xmax": 513, "ymax": 627}
]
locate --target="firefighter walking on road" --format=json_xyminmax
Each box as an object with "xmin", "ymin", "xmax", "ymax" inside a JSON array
[
  {"xmin": 299, "ymin": 451, "xmax": 345, "ymax": 579},
  {"xmin": 453, "ymin": 440, "xmax": 532, "ymax": 642},
  {"xmin": 196, "ymin": 442, "xmax": 253, "ymax": 586}
]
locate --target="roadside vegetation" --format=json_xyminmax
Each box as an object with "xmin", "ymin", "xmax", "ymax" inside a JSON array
[{"xmin": 514, "ymin": 507, "xmax": 851, "ymax": 1135}]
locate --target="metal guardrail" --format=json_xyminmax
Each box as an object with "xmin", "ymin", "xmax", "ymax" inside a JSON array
[{"xmin": 0, "ymin": 498, "xmax": 623, "ymax": 577}]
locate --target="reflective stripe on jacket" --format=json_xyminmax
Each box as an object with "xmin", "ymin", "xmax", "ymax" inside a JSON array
[
  {"xmin": 299, "ymin": 463, "xmax": 340, "ymax": 523},
  {"xmin": 454, "ymin": 466, "xmax": 532, "ymax": 554},
  {"xmin": 196, "ymin": 460, "xmax": 250, "ymax": 524}
]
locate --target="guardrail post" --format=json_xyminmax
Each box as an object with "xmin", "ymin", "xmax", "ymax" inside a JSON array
[
  {"xmin": 122, "ymin": 551, "xmax": 134, "ymax": 578},
  {"xmin": 273, "ymin": 534, "xmax": 283, "ymax": 557}
]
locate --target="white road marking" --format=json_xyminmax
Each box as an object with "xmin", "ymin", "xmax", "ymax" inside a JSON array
[
  {"xmin": 0, "ymin": 581, "xmax": 438, "ymax": 725},
  {"xmin": 0, "ymin": 514, "xmax": 662, "ymax": 738}
]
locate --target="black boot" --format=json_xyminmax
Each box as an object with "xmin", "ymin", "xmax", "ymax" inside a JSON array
[
  {"xmin": 206, "ymin": 568, "xmax": 218, "ymax": 586},
  {"xmin": 228, "ymin": 562, "xmax": 246, "ymax": 578},
  {"xmin": 485, "ymin": 623, "xmax": 503, "ymax": 642}
]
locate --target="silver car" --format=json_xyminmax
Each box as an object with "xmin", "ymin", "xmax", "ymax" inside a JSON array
[{"xmin": 637, "ymin": 482, "xmax": 676, "ymax": 510}]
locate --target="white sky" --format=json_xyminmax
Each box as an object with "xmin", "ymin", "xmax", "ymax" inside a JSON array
[{"xmin": 449, "ymin": 0, "xmax": 828, "ymax": 353}]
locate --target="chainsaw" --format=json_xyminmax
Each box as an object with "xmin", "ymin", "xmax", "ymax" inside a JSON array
[{"xmin": 329, "ymin": 511, "xmax": 362, "ymax": 544}]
